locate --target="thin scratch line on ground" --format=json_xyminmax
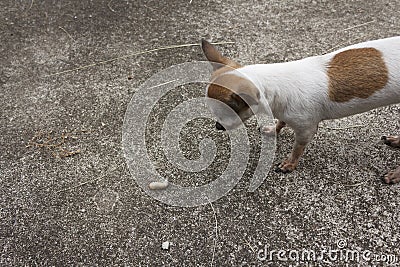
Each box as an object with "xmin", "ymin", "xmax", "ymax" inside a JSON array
[
  {"xmin": 107, "ymin": 0, "xmax": 116, "ymax": 12},
  {"xmin": 27, "ymin": 0, "xmax": 34, "ymax": 11},
  {"xmin": 55, "ymin": 163, "xmax": 123, "ymax": 193},
  {"xmin": 206, "ymin": 196, "xmax": 218, "ymax": 267},
  {"xmin": 245, "ymin": 238, "xmax": 256, "ymax": 253},
  {"xmin": 323, "ymin": 36, "xmax": 365, "ymax": 54},
  {"xmin": 321, "ymin": 20, "xmax": 375, "ymax": 54},
  {"xmin": 59, "ymin": 26, "xmax": 75, "ymax": 41},
  {"xmin": 320, "ymin": 124, "xmax": 366, "ymax": 130},
  {"xmin": 147, "ymin": 79, "xmax": 178, "ymax": 90},
  {"xmin": 340, "ymin": 20, "xmax": 376, "ymax": 32},
  {"xmin": 44, "ymin": 41, "xmax": 235, "ymax": 78},
  {"xmin": 343, "ymin": 181, "xmax": 367, "ymax": 187}
]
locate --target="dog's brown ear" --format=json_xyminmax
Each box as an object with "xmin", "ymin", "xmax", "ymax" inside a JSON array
[
  {"xmin": 201, "ymin": 39, "xmax": 241, "ymax": 70},
  {"xmin": 231, "ymin": 85, "xmax": 260, "ymax": 107},
  {"xmin": 234, "ymin": 93, "xmax": 259, "ymax": 107}
]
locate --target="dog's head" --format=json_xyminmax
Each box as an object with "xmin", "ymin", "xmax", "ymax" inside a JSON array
[{"xmin": 201, "ymin": 39, "xmax": 260, "ymax": 131}]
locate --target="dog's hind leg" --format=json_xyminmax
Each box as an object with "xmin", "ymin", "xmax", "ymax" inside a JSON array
[
  {"xmin": 381, "ymin": 135, "xmax": 400, "ymax": 184},
  {"xmin": 384, "ymin": 166, "xmax": 400, "ymax": 184},
  {"xmin": 260, "ymin": 120, "xmax": 287, "ymax": 137},
  {"xmin": 382, "ymin": 135, "xmax": 400, "ymax": 148}
]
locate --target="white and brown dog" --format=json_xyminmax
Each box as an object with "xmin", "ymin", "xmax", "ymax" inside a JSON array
[{"xmin": 202, "ymin": 37, "xmax": 400, "ymax": 184}]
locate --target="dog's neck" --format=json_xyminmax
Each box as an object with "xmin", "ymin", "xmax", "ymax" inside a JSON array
[{"xmin": 234, "ymin": 58, "xmax": 327, "ymax": 121}]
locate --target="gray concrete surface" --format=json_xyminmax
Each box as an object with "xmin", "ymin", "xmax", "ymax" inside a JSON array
[{"xmin": 1, "ymin": 0, "xmax": 400, "ymax": 266}]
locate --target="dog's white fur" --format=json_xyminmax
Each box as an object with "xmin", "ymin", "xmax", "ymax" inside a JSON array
[
  {"xmin": 204, "ymin": 36, "xmax": 400, "ymax": 173},
  {"xmin": 232, "ymin": 37, "xmax": 400, "ymax": 126}
]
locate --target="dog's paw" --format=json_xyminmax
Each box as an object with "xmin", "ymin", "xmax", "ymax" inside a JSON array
[
  {"xmin": 275, "ymin": 160, "xmax": 297, "ymax": 173},
  {"xmin": 259, "ymin": 125, "xmax": 276, "ymax": 137},
  {"xmin": 383, "ymin": 166, "xmax": 400, "ymax": 184},
  {"xmin": 381, "ymin": 135, "xmax": 400, "ymax": 148}
]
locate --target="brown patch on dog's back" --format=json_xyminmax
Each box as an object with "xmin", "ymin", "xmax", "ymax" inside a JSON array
[{"xmin": 327, "ymin": 48, "xmax": 388, "ymax": 102}]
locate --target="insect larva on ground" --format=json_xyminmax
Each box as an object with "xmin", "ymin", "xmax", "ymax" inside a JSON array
[{"xmin": 148, "ymin": 180, "xmax": 169, "ymax": 190}]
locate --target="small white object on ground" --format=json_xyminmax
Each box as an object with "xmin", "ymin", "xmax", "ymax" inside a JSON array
[
  {"xmin": 162, "ymin": 241, "xmax": 170, "ymax": 250},
  {"xmin": 148, "ymin": 180, "xmax": 169, "ymax": 190}
]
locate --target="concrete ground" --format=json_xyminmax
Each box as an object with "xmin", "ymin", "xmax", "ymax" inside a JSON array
[{"xmin": 1, "ymin": 0, "xmax": 400, "ymax": 266}]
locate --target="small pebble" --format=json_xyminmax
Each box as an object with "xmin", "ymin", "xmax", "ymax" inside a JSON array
[{"xmin": 162, "ymin": 241, "xmax": 170, "ymax": 250}]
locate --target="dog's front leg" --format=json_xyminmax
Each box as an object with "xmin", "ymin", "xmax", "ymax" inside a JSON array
[
  {"xmin": 276, "ymin": 124, "xmax": 318, "ymax": 173},
  {"xmin": 260, "ymin": 120, "xmax": 286, "ymax": 136}
]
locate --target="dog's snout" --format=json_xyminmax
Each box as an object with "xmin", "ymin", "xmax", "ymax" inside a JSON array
[{"xmin": 215, "ymin": 122, "xmax": 226, "ymax": 131}]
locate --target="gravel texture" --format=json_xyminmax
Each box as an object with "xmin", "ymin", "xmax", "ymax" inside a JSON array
[{"xmin": 1, "ymin": 0, "xmax": 400, "ymax": 266}]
